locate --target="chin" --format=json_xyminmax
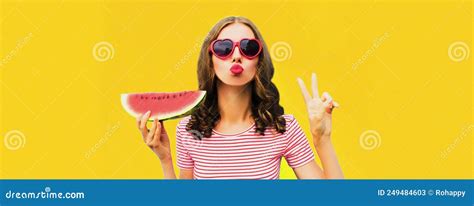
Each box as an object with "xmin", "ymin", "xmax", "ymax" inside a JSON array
[{"xmin": 218, "ymin": 77, "xmax": 254, "ymax": 87}]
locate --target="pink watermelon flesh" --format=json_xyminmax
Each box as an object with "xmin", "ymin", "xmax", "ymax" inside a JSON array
[{"xmin": 121, "ymin": 90, "xmax": 206, "ymax": 121}]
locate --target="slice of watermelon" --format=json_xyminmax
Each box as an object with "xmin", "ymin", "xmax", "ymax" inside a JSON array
[{"xmin": 121, "ymin": 90, "xmax": 206, "ymax": 121}]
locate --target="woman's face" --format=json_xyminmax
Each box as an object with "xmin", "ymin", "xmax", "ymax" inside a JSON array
[{"xmin": 212, "ymin": 23, "xmax": 258, "ymax": 87}]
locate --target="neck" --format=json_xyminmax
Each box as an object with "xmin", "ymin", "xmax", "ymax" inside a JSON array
[{"xmin": 216, "ymin": 81, "xmax": 253, "ymax": 123}]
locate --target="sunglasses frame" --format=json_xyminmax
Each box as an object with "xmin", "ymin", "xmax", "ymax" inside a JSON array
[{"xmin": 209, "ymin": 38, "xmax": 263, "ymax": 60}]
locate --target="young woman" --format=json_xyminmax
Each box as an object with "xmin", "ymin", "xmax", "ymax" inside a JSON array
[{"xmin": 136, "ymin": 16, "xmax": 343, "ymax": 179}]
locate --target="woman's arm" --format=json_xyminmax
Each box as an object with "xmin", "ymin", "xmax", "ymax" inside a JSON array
[
  {"xmin": 294, "ymin": 73, "xmax": 344, "ymax": 179},
  {"xmin": 313, "ymin": 139, "xmax": 344, "ymax": 178},
  {"xmin": 179, "ymin": 169, "xmax": 193, "ymax": 179},
  {"xmin": 136, "ymin": 112, "xmax": 193, "ymax": 179},
  {"xmin": 293, "ymin": 139, "xmax": 343, "ymax": 179},
  {"xmin": 158, "ymin": 157, "xmax": 193, "ymax": 179},
  {"xmin": 159, "ymin": 157, "xmax": 177, "ymax": 179},
  {"xmin": 157, "ymin": 157, "xmax": 194, "ymax": 179}
]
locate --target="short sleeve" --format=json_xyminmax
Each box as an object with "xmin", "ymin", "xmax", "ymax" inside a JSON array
[
  {"xmin": 176, "ymin": 117, "xmax": 194, "ymax": 170},
  {"xmin": 283, "ymin": 115, "xmax": 315, "ymax": 169}
]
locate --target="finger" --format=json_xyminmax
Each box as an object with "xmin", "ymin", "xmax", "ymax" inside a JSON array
[
  {"xmin": 297, "ymin": 77, "xmax": 311, "ymax": 103},
  {"xmin": 151, "ymin": 121, "xmax": 162, "ymax": 145},
  {"xmin": 139, "ymin": 111, "xmax": 151, "ymax": 137},
  {"xmin": 323, "ymin": 93, "xmax": 339, "ymax": 108},
  {"xmin": 326, "ymin": 105, "xmax": 334, "ymax": 113},
  {"xmin": 322, "ymin": 92, "xmax": 334, "ymax": 113},
  {"xmin": 159, "ymin": 121, "xmax": 169, "ymax": 142},
  {"xmin": 136, "ymin": 114, "xmax": 142, "ymax": 129},
  {"xmin": 160, "ymin": 121, "xmax": 167, "ymax": 135},
  {"xmin": 324, "ymin": 101, "xmax": 334, "ymax": 113},
  {"xmin": 322, "ymin": 92, "xmax": 333, "ymax": 103},
  {"xmin": 145, "ymin": 118, "xmax": 157, "ymax": 143},
  {"xmin": 311, "ymin": 73, "xmax": 320, "ymax": 98}
]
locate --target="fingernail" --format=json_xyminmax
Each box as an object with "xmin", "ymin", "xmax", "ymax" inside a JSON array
[{"xmin": 146, "ymin": 111, "xmax": 151, "ymax": 115}]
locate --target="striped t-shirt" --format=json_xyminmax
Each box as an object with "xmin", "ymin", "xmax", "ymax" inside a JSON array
[{"xmin": 176, "ymin": 114, "xmax": 315, "ymax": 179}]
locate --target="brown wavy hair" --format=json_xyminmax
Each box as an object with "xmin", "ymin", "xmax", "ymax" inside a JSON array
[{"xmin": 186, "ymin": 16, "xmax": 286, "ymax": 139}]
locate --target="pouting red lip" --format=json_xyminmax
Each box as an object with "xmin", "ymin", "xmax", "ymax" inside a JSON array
[{"xmin": 230, "ymin": 64, "xmax": 244, "ymax": 75}]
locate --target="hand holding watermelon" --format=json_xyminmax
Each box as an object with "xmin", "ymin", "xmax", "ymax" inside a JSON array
[{"xmin": 136, "ymin": 111, "xmax": 172, "ymax": 162}]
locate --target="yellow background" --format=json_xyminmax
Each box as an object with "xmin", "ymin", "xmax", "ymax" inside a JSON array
[{"xmin": 1, "ymin": 0, "xmax": 472, "ymax": 179}]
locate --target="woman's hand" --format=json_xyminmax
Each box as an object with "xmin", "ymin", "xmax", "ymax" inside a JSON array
[
  {"xmin": 297, "ymin": 73, "xmax": 339, "ymax": 147},
  {"xmin": 136, "ymin": 111, "xmax": 172, "ymax": 162}
]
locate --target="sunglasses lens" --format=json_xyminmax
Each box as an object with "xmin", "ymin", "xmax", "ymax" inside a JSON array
[
  {"xmin": 212, "ymin": 39, "xmax": 233, "ymax": 57},
  {"xmin": 240, "ymin": 39, "xmax": 260, "ymax": 57}
]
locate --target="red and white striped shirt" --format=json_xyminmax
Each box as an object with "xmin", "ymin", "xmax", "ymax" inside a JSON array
[{"xmin": 176, "ymin": 114, "xmax": 315, "ymax": 179}]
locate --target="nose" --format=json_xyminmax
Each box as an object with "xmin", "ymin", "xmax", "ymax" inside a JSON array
[{"xmin": 231, "ymin": 45, "xmax": 242, "ymax": 63}]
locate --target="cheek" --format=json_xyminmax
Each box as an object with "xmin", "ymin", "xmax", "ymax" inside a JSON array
[
  {"xmin": 212, "ymin": 56, "xmax": 226, "ymax": 73},
  {"xmin": 245, "ymin": 59, "xmax": 259, "ymax": 75}
]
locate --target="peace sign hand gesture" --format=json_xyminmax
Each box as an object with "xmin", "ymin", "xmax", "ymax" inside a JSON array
[{"xmin": 297, "ymin": 73, "xmax": 339, "ymax": 147}]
